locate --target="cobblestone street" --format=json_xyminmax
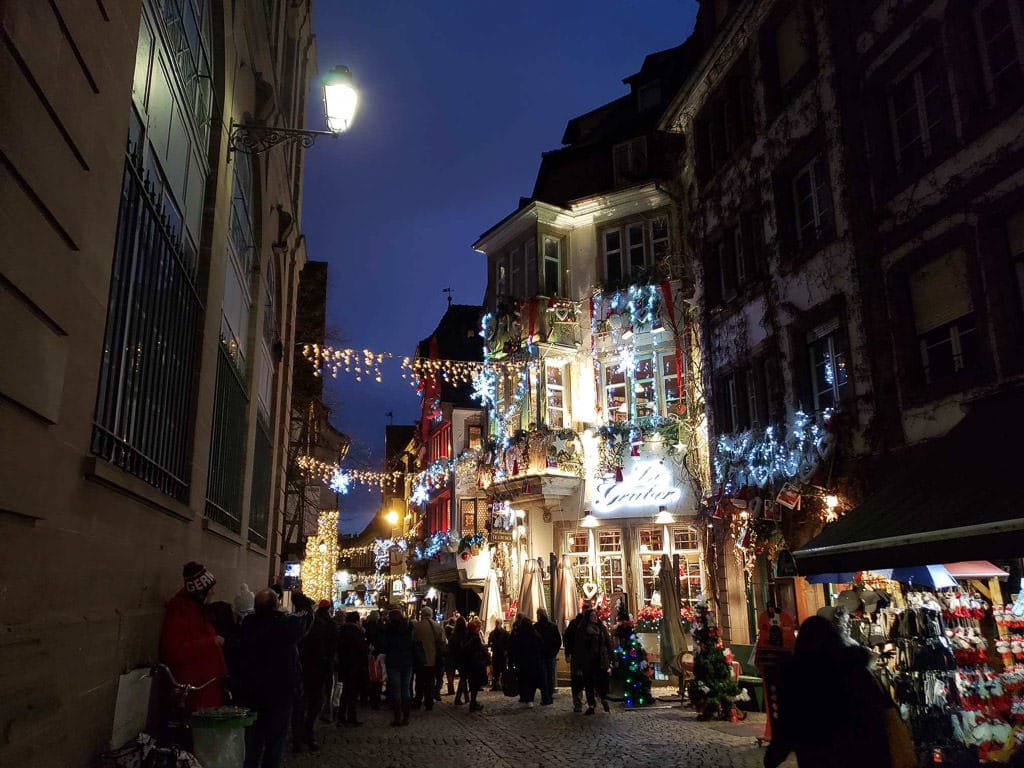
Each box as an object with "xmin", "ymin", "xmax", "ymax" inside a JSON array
[{"xmin": 288, "ymin": 689, "xmax": 797, "ymax": 768}]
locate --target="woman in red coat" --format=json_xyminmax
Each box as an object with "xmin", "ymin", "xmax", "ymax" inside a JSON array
[{"xmin": 159, "ymin": 562, "xmax": 228, "ymax": 711}]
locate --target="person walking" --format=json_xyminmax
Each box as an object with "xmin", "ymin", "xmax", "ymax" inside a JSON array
[
  {"xmin": 362, "ymin": 610, "xmax": 384, "ymax": 709},
  {"xmin": 159, "ymin": 562, "xmax": 228, "ymax": 711},
  {"xmin": 294, "ymin": 599, "xmax": 336, "ymax": 751},
  {"xmin": 764, "ymin": 615, "xmax": 906, "ymax": 768},
  {"xmin": 487, "ymin": 617, "xmax": 509, "ymax": 691},
  {"xmin": 335, "ymin": 611, "xmax": 369, "ymax": 727},
  {"xmin": 238, "ymin": 589, "xmax": 314, "ymax": 768},
  {"xmin": 451, "ymin": 616, "xmax": 469, "ymax": 705},
  {"xmin": 562, "ymin": 602, "xmax": 590, "ymax": 713},
  {"xmin": 463, "ymin": 619, "xmax": 490, "ymax": 712},
  {"xmin": 411, "ymin": 606, "xmax": 446, "ymax": 711},
  {"xmin": 442, "ymin": 612, "xmax": 460, "ymax": 696},
  {"xmin": 571, "ymin": 604, "xmax": 613, "ymax": 715},
  {"xmin": 380, "ymin": 608, "xmax": 415, "ymax": 726},
  {"xmin": 509, "ymin": 614, "xmax": 543, "ymax": 706},
  {"xmin": 535, "ymin": 608, "xmax": 562, "ymax": 706}
]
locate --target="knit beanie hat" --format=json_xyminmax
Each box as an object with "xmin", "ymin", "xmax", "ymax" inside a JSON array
[
  {"xmin": 234, "ymin": 583, "xmax": 255, "ymax": 614},
  {"xmin": 317, "ymin": 599, "xmax": 332, "ymax": 610},
  {"xmin": 183, "ymin": 561, "xmax": 216, "ymax": 595}
]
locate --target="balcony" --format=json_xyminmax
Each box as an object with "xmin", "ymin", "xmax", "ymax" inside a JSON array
[{"xmin": 478, "ymin": 427, "xmax": 585, "ymax": 502}]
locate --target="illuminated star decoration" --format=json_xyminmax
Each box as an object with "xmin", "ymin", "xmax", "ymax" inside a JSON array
[{"xmin": 330, "ymin": 469, "xmax": 352, "ymax": 495}]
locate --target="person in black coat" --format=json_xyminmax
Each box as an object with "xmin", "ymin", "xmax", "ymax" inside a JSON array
[
  {"xmin": 361, "ymin": 610, "xmax": 383, "ymax": 709},
  {"xmin": 462, "ymin": 619, "xmax": 490, "ymax": 712},
  {"xmin": 238, "ymin": 589, "xmax": 314, "ymax": 768},
  {"xmin": 334, "ymin": 611, "xmax": 369, "ymax": 727},
  {"xmin": 563, "ymin": 601, "xmax": 591, "ymax": 712},
  {"xmin": 295, "ymin": 601, "xmax": 336, "ymax": 750},
  {"xmin": 508, "ymin": 614, "xmax": 543, "ymax": 706},
  {"xmin": 487, "ymin": 618, "xmax": 509, "ymax": 691},
  {"xmin": 765, "ymin": 616, "xmax": 898, "ymax": 768},
  {"xmin": 451, "ymin": 617, "xmax": 469, "ymax": 705},
  {"xmin": 535, "ymin": 608, "xmax": 562, "ymax": 706},
  {"xmin": 380, "ymin": 609, "xmax": 415, "ymax": 726}
]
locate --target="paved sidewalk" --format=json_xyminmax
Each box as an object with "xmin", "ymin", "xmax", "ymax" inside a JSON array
[{"xmin": 287, "ymin": 688, "xmax": 796, "ymax": 768}]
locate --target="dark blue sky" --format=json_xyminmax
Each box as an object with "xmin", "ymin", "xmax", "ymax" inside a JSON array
[{"xmin": 302, "ymin": 1, "xmax": 698, "ymax": 533}]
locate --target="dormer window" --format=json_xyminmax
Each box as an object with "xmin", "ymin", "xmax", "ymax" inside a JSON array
[
  {"xmin": 637, "ymin": 81, "xmax": 661, "ymax": 111},
  {"xmin": 613, "ymin": 137, "xmax": 648, "ymax": 187}
]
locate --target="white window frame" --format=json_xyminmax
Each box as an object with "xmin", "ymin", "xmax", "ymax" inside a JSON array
[
  {"xmin": 544, "ymin": 361, "xmax": 569, "ymax": 429},
  {"xmin": 601, "ymin": 217, "xmax": 669, "ymax": 283},
  {"xmin": 542, "ymin": 236, "xmax": 562, "ymax": 297},
  {"xmin": 596, "ymin": 528, "xmax": 626, "ymax": 596},
  {"xmin": 886, "ymin": 51, "xmax": 949, "ymax": 171},
  {"xmin": 807, "ymin": 320, "xmax": 847, "ymax": 411},
  {"xmin": 791, "ymin": 155, "xmax": 832, "ymax": 244},
  {"xmin": 632, "ymin": 353, "xmax": 657, "ymax": 419},
  {"xmin": 510, "ymin": 246, "xmax": 523, "ymax": 298},
  {"xmin": 658, "ymin": 352, "xmax": 683, "ymax": 416}
]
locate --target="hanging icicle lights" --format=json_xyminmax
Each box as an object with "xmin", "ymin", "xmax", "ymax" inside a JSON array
[
  {"xmin": 295, "ymin": 455, "xmax": 403, "ymax": 493},
  {"xmin": 303, "ymin": 344, "xmax": 391, "ymax": 382}
]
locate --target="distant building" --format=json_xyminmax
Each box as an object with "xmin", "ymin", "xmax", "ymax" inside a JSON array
[{"xmin": 0, "ymin": 1, "xmax": 319, "ymax": 762}]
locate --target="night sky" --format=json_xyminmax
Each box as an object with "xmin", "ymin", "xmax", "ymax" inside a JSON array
[{"xmin": 302, "ymin": 1, "xmax": 699, "ymax": 533}]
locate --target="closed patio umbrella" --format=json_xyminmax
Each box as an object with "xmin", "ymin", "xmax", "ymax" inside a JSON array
[
  {"xmin": 479, "ymin": 568, "xmax": 502, "ymax": 634},
  {"xmin": 518, "ymin": 557, "xmax": 547, "ymax": 622},
  {"xmin": 890, "ymin": 564, "xmax": 957, "ymax": 590},
  {"xmin": 553, "ymin": 555, "xmax": 580, "ymax": 633},
  {"xmin": 658, "ymin": 554, "xmax": 689, "ymax": 677}
]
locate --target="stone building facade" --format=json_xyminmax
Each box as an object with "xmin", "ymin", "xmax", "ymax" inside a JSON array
[
  {"xmin": 660, "ymin": 0, "xmax": 1024, "ymax": 629},
  {"xmin": 0, "ymin": 1, "xmax": 319, "ymax": 763}
]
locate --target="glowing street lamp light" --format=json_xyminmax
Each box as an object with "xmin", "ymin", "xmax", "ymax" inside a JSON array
[
  {"xmin": 228, "ymin": 64, "xmax": 358, "ymax": 156},
  {"xmin": 384, "ymin": 509, "xmax": 400, "ymax": 528}
]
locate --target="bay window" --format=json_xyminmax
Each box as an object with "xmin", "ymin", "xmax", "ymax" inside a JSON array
[
  {"xmin": 602, "ymin": 216, "xmax": 670, "ymax": 284},
  {"xmin": 544, "ymin": 362, "xmax": 569, "ymax": 428}
]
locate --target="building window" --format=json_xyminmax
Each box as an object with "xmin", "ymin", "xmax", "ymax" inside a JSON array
[
  {"xmin": 603, "ymin": 364, "xmax": 628, "ymax": 423},
  {"xmin": 633, "ymin": 354, "xmax": 657, "ymax": 418},
  {"xmin": 695, "ymin": 56, "xmax": 754, "ymax": 179},
  {"xmin": 660, "ymin": 353, "xmax": 683, "ymax": 415},
  {"xmin": 92, "ymin": 0, "xmax": 212, "ymax": 502},
  {"xmin": 637, "ymin": 527, "xmax": 665, "ymax": 603},
  {"xmin": 565, "ymin": 530, "xmax": 594, "ymax": 583},
  {"xmin": 510, "ymin": 246, "xmax": 523, "ymax": 298},
  {"xmin": 430, "ymin": 423, "xmax": 452, "ymax": 462},
  {"xmin": 807, "ymin": 319, "xmax": 848, "ymax": 410},
  {"xmin": 597, "ymin": 529, "xmax": 626, "ymax": 595},
  {"xmin": 544, "ymin": 362, "xmax": 569, "ymax": 428},
  {"xmin": 706, "ymin": 214, "xmax": 764, "ymax": 307},
  {"xmin": 460, "ymin": 498, "xmax": 486, "ymax": 534},
  {"xmin": 602, "ymin": 217, "xmax": 668, "ymax": 284},
  {"xmin": 612, "ymin": 137, "xmax": 648, "ymax": 187},
  {"xmin": 1007, "ymin": 210, "xmax": 1024, "ymax": 320},
  {"xmin": 715, "ymin": 353, "xmax": 780, "ymax": 433},
  {"xmin": 909, "ymin": 250, "xmax": 979, "ymax": 384},
  {"xmin": 887, "ymin": 51, "xmax": 953, "ymax": 176},
  {"xmin": 496, "ymin": 255, "xmax": 508, "ymax": 297},
  {"xmin": 774, "ymin": 6, "xmax": 810, "ymax": 88},
  {"xmin": 791, "ymin": 154, "xmax": 834, "ymax": 246},
  {"xmin": 974, "ymin": 0, "xmax": 1024, "ymax": 106},
  {"xmin": 542, "ymin": 236, "xmax": 562, "ymax": 296},
  {"xmin": 205, "ymin": 348, "xmax": 249, "ymax": 532},
  {"xmin": 467, "ymin": 424, "xmax": 483, "ymax": 452},
  {"xmin": 638, "ymin": 525, "xmax": 703, "ymax": 606},
  {"xmin": 248, "ymin": 420, "xmax": 272, "ymax": 547},
  {"xmin": 525, "ymin": 239, "xmax": 539, "ymax": 297}
]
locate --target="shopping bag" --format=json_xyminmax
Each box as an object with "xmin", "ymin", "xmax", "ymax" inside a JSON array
[
  {"xmin": 885, "ymin": 708, "xmax": 916, "ymax": 768},
  {"xmin": 331, "ymin": 681, "xmax": 343, "ymax": 708},
  {"xmin": 368, "ymin": 656, "xmax": 382, "ymax": 683},
  {"xmin": 501, "ymin": 667, "xmax": 519, "ymax": 698}
]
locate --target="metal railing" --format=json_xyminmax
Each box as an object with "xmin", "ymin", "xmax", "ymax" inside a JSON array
[{"xmin": 204, "ymin": 346, "xmax": 248, "ymax": 532}]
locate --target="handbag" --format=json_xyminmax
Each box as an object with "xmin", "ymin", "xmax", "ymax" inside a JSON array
[
  {"xmin": 368, "ymin": 655, "xmax": 383, "ymax": 683},
  {"xmin": 331, "ymin": 680, "xmax": 343, "ymax": 708},
  {"xmin": 884, "ymin": 707, "xmax": 916, "ymax": 768},
  {"xmin": 501, "ymin": 666, "xmax": 519, "ymax": 697}
]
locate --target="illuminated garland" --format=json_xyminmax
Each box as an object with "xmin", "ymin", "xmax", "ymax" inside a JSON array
[
  {"xmin": 303, "ymin": 344, "xmax": 391, "ymax": 382},
  {"xmin": 411, "ymin": 530, "xmax": 458, "ymax": 561},
  {"xmin": 295, "ymin": 455, "xmax": 403, "ymax": 493},
  {"xmin": 303, "ymin": 509, "xmax": 340, "ymax": 601},
  {"xmin": 713, "ymin": 409, "xmax": 835, "ymax": 492}
]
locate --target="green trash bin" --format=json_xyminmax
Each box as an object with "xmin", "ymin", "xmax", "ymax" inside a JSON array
[{"xmin": 188, "ymin": 707, "xmax": 257, "ymax": 768}]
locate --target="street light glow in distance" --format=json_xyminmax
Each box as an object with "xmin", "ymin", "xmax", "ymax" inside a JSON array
[{"xmin": 323, "ymin": 65, "xmax": 358, "ymax": 133}]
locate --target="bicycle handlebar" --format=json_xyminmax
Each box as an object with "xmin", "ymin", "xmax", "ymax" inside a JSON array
[{"xmin": 150, "ymin": 663, "xmax": 220, "ymax": 695}]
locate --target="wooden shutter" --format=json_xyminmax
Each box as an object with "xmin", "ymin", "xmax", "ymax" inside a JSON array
[{"xmin": 909, "ymin": 250, "xmax": 974, "ymax": 333}]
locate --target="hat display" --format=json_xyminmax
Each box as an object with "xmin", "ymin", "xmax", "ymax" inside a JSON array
[{"xmin": 183, "ymin": 561, "xmax": 216, "ymax": 595}]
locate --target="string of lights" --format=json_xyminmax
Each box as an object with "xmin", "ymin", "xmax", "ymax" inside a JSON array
[{"xmin": 295, "ymin": 454, "xmax": 403, "ymax": 493}]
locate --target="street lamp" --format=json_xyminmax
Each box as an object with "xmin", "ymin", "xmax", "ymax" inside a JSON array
[
  {"xmin": 228, "ymin": 65, "xmax": 357, "ymax": 156},
  {"xmin": 384, "ymin": 509, "xmax": 400, "ymax": 528}
]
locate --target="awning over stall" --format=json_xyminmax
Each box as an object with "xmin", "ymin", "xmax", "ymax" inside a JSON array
[{"xmin": 795, "ymin": 391, "xmax": 1024, "ymax": 575}]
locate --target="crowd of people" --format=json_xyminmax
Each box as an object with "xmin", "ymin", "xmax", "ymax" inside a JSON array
[{"xmin": 158, "ymin": 562, "xmax": 624, "ymax": 768}]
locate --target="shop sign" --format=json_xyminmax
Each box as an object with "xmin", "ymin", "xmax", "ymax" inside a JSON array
[
  {"xmin": 490, "ymin": 529, "xmax": 513, "ymax": 543},
  {"xmin": 592, "ymin": 460, "xmax": 681, "ymax": 513}
]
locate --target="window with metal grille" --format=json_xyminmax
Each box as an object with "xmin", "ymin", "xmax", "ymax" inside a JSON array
[
  {"xmin": 205, "ymin": 347, "xmax": 249, "ymax": 532},
  {"xmin": 91, "ymin": 0, "xmax": 212, "ymax": 501},
  {"xmin": 248, "ymin": 418, "xmax": 272, "ymax": 547}
]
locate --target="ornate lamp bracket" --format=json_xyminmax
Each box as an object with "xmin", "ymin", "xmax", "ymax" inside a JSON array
[{"xmin": 228, "ymin": 119, "xmax": 337, "ymax": 157}]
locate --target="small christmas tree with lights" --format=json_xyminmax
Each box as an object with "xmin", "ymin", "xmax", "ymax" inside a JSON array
[
  {"xmin": 302, "ymin": 509, "xmax": 339, "ymax": 601},
  {"xmin": 688, "ymin": 602, "xmax": 741, "ymax": 720},
  {"xmin": 610, "ymin": 603, "xmax": 654, "ymax": 708}
]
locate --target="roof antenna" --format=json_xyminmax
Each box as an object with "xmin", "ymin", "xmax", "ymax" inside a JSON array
[{"xmin": 442, "ymin": 287, "xmax": 453, "ymax": 307}]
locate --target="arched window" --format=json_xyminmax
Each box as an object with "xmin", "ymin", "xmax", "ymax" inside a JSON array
[{"xmin": 92, "ymin": 0, "xmax": 214, "ymax": 501}]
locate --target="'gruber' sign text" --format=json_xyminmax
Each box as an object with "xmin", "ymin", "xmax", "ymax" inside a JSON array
[{"xmin": 592, "ymin": 461, "xmax": 681, "ymax": 513}]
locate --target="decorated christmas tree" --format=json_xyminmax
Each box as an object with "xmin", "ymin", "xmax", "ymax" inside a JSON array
[
  {"xmin": 688, "ymin": 602, "xmax": 741, "ymax": 720},
  {"xmin": 610, "ymin": 603, "xmax": 654, "ymax": 708}
]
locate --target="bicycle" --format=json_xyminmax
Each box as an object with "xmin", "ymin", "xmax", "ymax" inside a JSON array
[{"xmin": 144, "ymin": 664, "xmax": 222, "ymax": 767}]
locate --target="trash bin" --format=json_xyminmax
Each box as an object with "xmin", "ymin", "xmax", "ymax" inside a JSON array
[{"xmin": 188, "ymin": 707, "xmax": 256, "ymax": 768}]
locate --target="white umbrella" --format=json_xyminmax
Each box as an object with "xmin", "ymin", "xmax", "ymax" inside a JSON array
[
  {"xmin": 658, "ymin": 554, "xmax": 689, "ymax": 677},
  {"xmin": 553, "ymin": 555, "xmax": 581, "ymax": 633},
  {"xmin": 479, "ymin": 568, "xmax": 503, "ymax": 635},
  {"xmin": 518, "ymin": 558, "xmax": 547, "ymax": 622}
]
